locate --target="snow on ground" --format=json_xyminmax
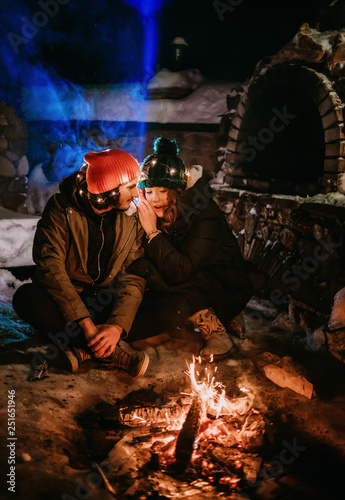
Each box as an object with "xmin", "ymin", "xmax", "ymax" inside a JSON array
[
  {"xmin": 212, "ymin": 183, "xmax": 345, "ymax": 207},
  {"xmin": 0, "ymin": 207, "xmax": 38, "ymax": 266},
  {"xmin": 0, "ymin": 208, "xmax": 38, "ymax": 343},
  {"xmin": 0, "ymin": 269, "xmax": 33, "ymax": 344}
]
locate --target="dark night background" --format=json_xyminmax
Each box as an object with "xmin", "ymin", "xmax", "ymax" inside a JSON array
[{"xmin": 1, "ymin": 0, "xmax": 344, "ymax": 95}]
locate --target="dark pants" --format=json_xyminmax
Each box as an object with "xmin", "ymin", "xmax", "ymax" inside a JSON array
[
  {"xmin": 12, "ymin": 279, "xmax": 251, "ymax": 346},
  {"xmin": 130, "ymin": 291, "xmax": 192, "ymax": 340},
  {"xmin": 12, "ymin": 282, "xmax": 115, "ymax": 349},
  {"xmin": 131, "ymin": 279, "xmax": 252, "ymax": 340},
  {"xmin": 12, "ymin": 283, "xmax": 192, "ymax": 345}
]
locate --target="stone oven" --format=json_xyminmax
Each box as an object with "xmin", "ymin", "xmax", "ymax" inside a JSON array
[
  {"xmin": 218, "ymin": 24, "xmax": 345, "ymax": 196},
  {"xmin": 213, "ymin": 24, "xmax": 345, "ymax": 327}
]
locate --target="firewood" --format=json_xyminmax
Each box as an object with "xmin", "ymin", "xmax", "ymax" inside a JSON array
[
  {"xmin": 116, "ymin": 402, "xmax": 189, "ymax": 427},
  {"xmin": 174, "ymin": 396, "xmax": 201, "ymax": 466},
  {"xmin": 253, "ymin": 352, "xmax": 314, "ymax": 399}
]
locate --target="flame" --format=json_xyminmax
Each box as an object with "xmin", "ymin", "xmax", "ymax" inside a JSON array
[
  {"xmin": 184, "ymin": 356, "xmax": 253, "ymax": 421},
  {"xmin": 131, "ymin": 412, "xmax": 147, "ymax": 424},
  {"xmin": 141, "ymin": 356, "xmax": 259, "ymax": 490}
]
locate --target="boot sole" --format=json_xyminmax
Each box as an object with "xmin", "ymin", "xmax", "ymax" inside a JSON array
[
  {"xmin": 200, "ymin": 342, "xmax": 239, "ymax": 362},
  {"xmin": 60, "ymin": 348, "xmax": 79, "ymax": 373},
  {"xmin": 132, "ymin": 352, "xmax": 149, "ymax": 377}
]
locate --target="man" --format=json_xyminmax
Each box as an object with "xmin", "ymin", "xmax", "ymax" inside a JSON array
[{"xmin": 13, "ymin": 149, "xmax": 149, "ymax": 377}]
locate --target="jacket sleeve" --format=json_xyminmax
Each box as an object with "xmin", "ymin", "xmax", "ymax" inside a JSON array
[
  {"xmin": 106, "ymin": 223, "xmax": 146, "ymax": 334},
  {"xmin": 144, "ymin": 212, "xmax": 223, "ymax": 285},
  {"xmin": 33, "ymin": 196, "xmax": 91, "ymax": 324}
]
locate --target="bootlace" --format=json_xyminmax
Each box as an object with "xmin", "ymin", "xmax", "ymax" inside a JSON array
[
  {"xmin": 73, "ymin": 347, "xmax": 93, "ymax": 363},
  {"xmin": 113, "ymin": 341, "xmax": 132, "ymax": 370}
]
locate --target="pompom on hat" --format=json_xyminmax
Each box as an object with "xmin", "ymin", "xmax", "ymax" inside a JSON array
[
  {"xmin": 84, "ymin": 149, "xmax": 140, "ymax": 194},
  {"xmin": 138, "ymin": 137, "xmax": 187, "ymax": 190}
]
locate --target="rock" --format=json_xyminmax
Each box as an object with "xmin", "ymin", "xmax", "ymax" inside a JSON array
[
  {"xmin": 3, "ymin": 191, "xmax": 26, "ymax": 209},
  {"xmin": 7, "ymin": 177, "xmax": 28, "ymax": 193},
  {"xmin": 272, "ymin": 24, "xmax": 326, "ymax": 65},
  {"xmin": 0, "ymin": 123, "xmax": 28, "ymax": 140},
  {"xmin": 6, "ymin": 138, "xmax": 28, "ymax": 162},
  {"xmin": 17, "ymin": 155, "xmax": 30, "ymax": 176},
  {"xmin": 253, "ymin": 351, "xmax": 314, "ymax": 399},
  {"xmin": 327, "ymin": 42, "xmax": 345, "ymax": 75},
  {"xmin": 243, "ymin": 455, "xmax": 262, "ymax": 483},
  {"xmin": 0, "ymin": 103, "xmax": 18, "ymax": 125},
  {"xmin": 16, "ymin": 203, "xmax": 28, "ymax": 214},
  {"xmin": 240, "ymin": 412, "xmax": 266, "ymax": 452},
  {"xmin": 0, "ymin": 155, "xmax": 16, "ymax": 177},
  {"xmin": 22, "ymin": 453, "xmax": 32, "ymax": 462},
  {"xmin": 328, "ymin": 287, "xmax": 345, "ymax": 330},
  {"xmin": 0, "ymin": 114, "xmax": 8, "ymax": 126},
  {"xmin": 324, "ymin": 328, "xmax": 345, "ymax": 357},
  {"xmin": 0, "ymin": 136, "xmax": 8, "ymax": 152}
]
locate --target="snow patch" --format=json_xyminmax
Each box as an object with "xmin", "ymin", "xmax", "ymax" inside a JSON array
[
  {"xmin": 26, "ymin": 164, "xmax": 59, "ymax": 215},
  {"xmin": 148, "ymin": 68, "xmax": 204, "ymax": 90},
  {"xmin": 23, "ymin": 80, "xmax": 237, "ymax": 124},
  {"xmin": 0, "ymin": 208, "xmax": 39, "ymax": 267},
  {"xmin": 0, "ymin": 270, "xmax": 33, "ymax": 344}
]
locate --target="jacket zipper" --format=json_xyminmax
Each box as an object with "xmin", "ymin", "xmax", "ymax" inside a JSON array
[
  {"xmin": 113, "ymin": 223, "xmax": 135, "ymax": 265},
  {"xmin": 94, "ymin": 217, "xmax": 105, "ymax": 282},
  {"xmin": 67, "ymin": 208, "xmax": 135, "ymax": 285},
  {"xmin": 66, "ymin": 208, "xmax": 94, "ymax": 285}
]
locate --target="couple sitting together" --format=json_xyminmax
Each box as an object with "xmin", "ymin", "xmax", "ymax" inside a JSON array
[{"xmin": 13, "ymin": 137, "xmax": 253, "ymax": 377}]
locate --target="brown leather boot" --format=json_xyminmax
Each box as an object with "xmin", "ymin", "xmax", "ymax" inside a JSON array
[
  {"xmin": 188, "ymin": 308, "xmax": 235, "ymax": 360},
  {"xmin": 103, "ymin": 341, "xmax": 149, "ymax": 377},
  {"xmin": 61, "ymin": 347, "xmax": 93, "ymax": 373}
]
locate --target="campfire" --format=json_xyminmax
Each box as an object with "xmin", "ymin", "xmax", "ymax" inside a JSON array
[{"xmin": 100, "ymin": 357, "xmax": 268, "ymax": 498}]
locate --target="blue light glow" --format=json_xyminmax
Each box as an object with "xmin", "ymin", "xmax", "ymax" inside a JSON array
[{"xmin": 0, "ymin": 0, "xmax": 167, "ymax": 179}]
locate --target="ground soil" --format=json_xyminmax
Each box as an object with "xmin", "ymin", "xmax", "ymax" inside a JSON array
[{"xmin": 1, "ymin": 314, "xmax": 345, "ymax": 500}]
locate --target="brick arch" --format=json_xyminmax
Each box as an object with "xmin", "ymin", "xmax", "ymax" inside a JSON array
[{"xmin": 226, "ymin": 63, "xmax": 345, "ymax": 194}]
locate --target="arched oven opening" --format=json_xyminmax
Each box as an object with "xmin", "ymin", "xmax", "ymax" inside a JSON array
[{"xmin": 238, "ymin": 84, "xmax": 325, "ymax": 190}]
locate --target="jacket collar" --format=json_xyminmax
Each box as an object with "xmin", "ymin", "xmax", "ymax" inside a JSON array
[{"xmin": 174, "ymin": 177, "xmax": 212, "ymax": 226}]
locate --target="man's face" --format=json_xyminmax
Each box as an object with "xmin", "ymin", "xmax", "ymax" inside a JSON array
[
  {"xmin": 117, "ymin": 177, "xmax": 139, "ymax": 211},
  {"xmin": 91, "ymin": 177, "xmax": 139, "ymax": 215}
]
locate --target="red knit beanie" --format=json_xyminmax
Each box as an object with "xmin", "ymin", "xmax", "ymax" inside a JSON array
[{"xmin": 84, "ymin": 149, "xmax": 140, "ymax": 194}]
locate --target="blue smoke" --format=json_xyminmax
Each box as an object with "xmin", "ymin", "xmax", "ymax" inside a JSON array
[
  {"xmin": 123, "ymin": 0, "xmax": 166, "ymax": 75},
  {"xmin": 0, "ymin": 0, "xmax": 168, "ymax": 179},
  {"xmin": 122, "ymin": 0, "xmax": 168, "ymax": 154}
]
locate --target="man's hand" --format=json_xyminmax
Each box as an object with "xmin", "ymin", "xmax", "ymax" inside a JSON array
[{"xmin": 87, "ymin": 324, "xmax": 122, "ymax": 358}]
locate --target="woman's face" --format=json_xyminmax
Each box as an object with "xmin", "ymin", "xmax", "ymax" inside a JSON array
[{"xmin": 144, "ymin": 187, "xmax": 169, "ymax": 218}]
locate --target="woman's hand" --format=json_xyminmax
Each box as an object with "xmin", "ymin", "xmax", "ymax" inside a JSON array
[{"xmin": 137, "ymin": 189, "xmax": 158, "ymax": 235}]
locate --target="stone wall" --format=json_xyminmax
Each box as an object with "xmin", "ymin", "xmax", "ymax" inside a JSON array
[
  {"xmin": 0, "ymin": 103, "xmax": 29, "ymax": 213},
  {"xmin": 212, "ymin": 185, "xmax": 345, "ymax": 328}
]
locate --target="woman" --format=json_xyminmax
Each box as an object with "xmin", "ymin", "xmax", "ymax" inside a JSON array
[{"xmin": 129, "ymin": 137, "xmax": 253, "ymax": 359}]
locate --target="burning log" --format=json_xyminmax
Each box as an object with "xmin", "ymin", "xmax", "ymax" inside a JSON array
[
  {"xmin": 174, "ymin": 395, "xmax": 202, "ymax": 468},
  {"xmin": 116, "ymin": 401, "xmax": 190, "ymax": 428}
]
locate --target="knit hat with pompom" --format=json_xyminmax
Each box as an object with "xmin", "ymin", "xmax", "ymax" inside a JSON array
[
  {"xmin": 85, "ymin": 149, "xmax": 140, "ymax": 194},
  {"xmin": 138, "ymin": 138, "xmax": 187, "ymax": 190}
]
